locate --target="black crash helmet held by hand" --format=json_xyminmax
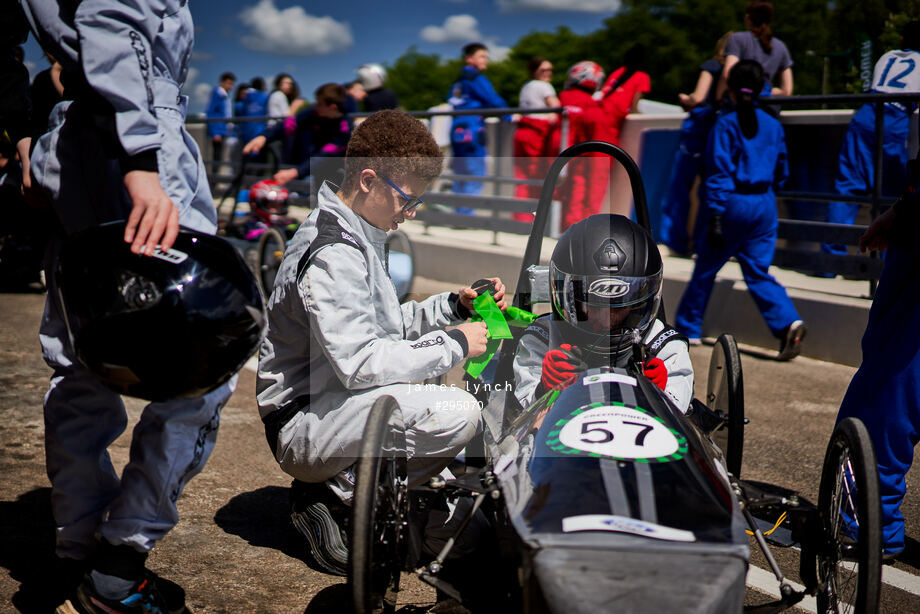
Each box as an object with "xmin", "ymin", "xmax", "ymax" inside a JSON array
[
  {"xmin": 549, "ymin": 214, "xmax": 662, "ymax": 364},
  {"xmin": 54, "ymin": 222, "xmax": 266, "ymax": 401}
]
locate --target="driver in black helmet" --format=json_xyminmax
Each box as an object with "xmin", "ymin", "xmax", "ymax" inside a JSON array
[{"xmin": 513, "ymin": 214, "xmax": 694, "ymax": 413}]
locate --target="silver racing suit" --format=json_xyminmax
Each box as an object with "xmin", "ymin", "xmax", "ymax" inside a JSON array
[
  {"xmin": 513, "ymin": 318, "xmax": 694, "ymax": 413},
  {"xmin": 257, "ymin": 182, "xmax": 480, "ymax": 500},
  {"xmin": 21, "ymin": 0, "xmax": 234, "ymax": 557}
]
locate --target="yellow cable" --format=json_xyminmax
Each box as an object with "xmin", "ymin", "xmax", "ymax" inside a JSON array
[{"xmin": 746, "ymin": 512, "xmax": 787, "ymax": 536}]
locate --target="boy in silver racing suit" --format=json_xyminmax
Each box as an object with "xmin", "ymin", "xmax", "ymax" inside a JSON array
[
  {"xmin": 257, "ymin": 109, "xmax": 507, "ymax": 575},
  {"xmin": 513, "ymin": 214, "xmax": 694, "ymax": 413}
]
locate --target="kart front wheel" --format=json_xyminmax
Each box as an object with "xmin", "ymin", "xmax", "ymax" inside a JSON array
[
  {"xmin": 350, "ymin": 395, "xmax": 410, "ymax": 614},
  {"xmin": 815, "ymin": 417, "xmax": 881, "ymax": 614},
  {"xmin": 706, "ymin": 333, "xmax": 744, "ymax": 477}
]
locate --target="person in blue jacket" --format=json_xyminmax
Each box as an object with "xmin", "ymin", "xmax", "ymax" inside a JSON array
[
  {"xmin": 834, "ymin": 169, "xmax": 920, "ymax": 562},
  {"xmin": 239, "ymin": 76, "xmax": 269, "ymax": 158},
  {"xmin": 447, "ymin": 42, "xmax": 507, "ymax": 212},
  {"xmin": 205, "ymin": 71, "xmax": 235, "ymax": 173},
  {"xmin": 675, "ymin": 60, "xmax": 806, "ymax": 360},
  {"xmin": 822, "ymin": 21, "xmax": 920, "ymax": 260},
  {"xmin": 659, "ymin": 32, "xmax": 732, "ymax": 256}
]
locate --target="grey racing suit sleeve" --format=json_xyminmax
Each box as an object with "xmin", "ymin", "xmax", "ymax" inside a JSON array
[
  {"xmin": 304, "ymin": 244, "xmax": 467, "ymax": 389},
  {"xmin": 74, "ymin": 0, "xmax": 168, "ymax": 164},
  {"xmin": 399, "ymin": 292, "xmax": 467, "ymax": 340},
  {"xmin": 657, "ymin": 339, "xmax": 693, "ymax": 413},
  {"xmin": 513, "ymin": 329, "xmax": 550, "ymax": 408}
]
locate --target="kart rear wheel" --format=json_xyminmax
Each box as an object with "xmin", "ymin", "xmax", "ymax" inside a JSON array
[
  {"xmin": 815, "ymin": 417, "xmax": 881, "ymax": 614},
  {"xmin": 350, "ymin": 396, "xmax": 410, "ymax": 614},
  {"xmin": 706, "ymin": 333, "xmax": 744, "ymax": 477},
  {"xmin": 256, "ymin": 226, "xmax": 286, "ymax": 298}
]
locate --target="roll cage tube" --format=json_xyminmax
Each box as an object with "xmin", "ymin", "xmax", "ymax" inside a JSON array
[{"xmin": 513, "ymin": 141, "xmax": 651, "ymax": 312}]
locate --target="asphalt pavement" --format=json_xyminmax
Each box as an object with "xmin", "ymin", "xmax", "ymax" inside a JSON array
[{"xmin": 1, "ymin": 279, "xmax": 918, "ymax": 613}]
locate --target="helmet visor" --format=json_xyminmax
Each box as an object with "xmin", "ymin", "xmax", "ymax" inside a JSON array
[{"xmin": 551, "ymin": 263, "xmax": 662, "ymax": 350}]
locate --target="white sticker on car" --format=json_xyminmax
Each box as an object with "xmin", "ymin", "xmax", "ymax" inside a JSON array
[
  {"xmin": 582, "ymin": 373, "xmax": 637, "ymax": 387},
  {"xmin": 562, "ymin": 514, "xmax": 696, "ymax": 542}
]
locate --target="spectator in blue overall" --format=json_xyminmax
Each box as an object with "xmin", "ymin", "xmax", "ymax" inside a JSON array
[
  {"xmin": 675, "ymin": 60, "xmax": 806, "ymax": 361},
  {"xmin": 834, "ymin": 171, "xmax": 920, "ymax": 562},
  {"xmin": 821, "ymin": 21, "xmax": 920, "ymax": 260},
  {"xmin": 659, "ymin": 31, "xmax": 733, "ymax": 256},
  {"xmin": 21, "ymin": 0, "xmax": 236, "ymax": 609},
  {"xmin": 447, "ymin": 42, "xmax": 507, "ymax": 213},
  {"xmin": 205, "ymin": 71, "xmax": 235, "ymax": 174}
]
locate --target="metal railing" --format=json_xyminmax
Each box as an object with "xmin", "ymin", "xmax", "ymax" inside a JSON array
[
  {"xmin": 194, "ymin": 94, "xmax": 920, "ymax": 294},
  {"xmin": 767, "ymin": 92, "xmax": 920, "ymax": 293},
  {"xmin": 195, "ymin": 107, "xmax": 572, "ymax": 244}
]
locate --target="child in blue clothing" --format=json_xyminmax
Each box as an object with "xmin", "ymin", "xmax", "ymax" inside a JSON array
[
  {"xmin": 675, "ymin": 60, "xmax": 806, "ymax": 360},
  {"xmin": 447, "ymin": 43, "xmax": 507, "ymax": 207}
]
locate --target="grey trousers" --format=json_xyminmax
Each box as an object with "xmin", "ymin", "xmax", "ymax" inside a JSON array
[{"xmin": 275, "ymin": 383, "xmax": 481, "ymax": 501}]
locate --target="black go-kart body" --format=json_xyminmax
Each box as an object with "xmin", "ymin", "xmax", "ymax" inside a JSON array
[
  {"xmin": 483, "ymin": 365, "xmax": 748, "ymax": 614},
  {"xmin": 347, "ymin": 142, "xmax": 882, "ymax": 614}
]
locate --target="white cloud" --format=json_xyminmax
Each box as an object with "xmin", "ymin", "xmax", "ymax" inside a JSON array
[
  {"xmin": 488, "ymin": 43, "xmax": 511, "ymax": 62},
  {"xmin": 238, "ymin": 0, "xmax": 353, "ymax": 55},
  {"xmin": 181, "ymin": 66, "xmax": 213, "ymax": 106},
  {"xmin": 497, "ymin": 0, "xmax": 620, "ymax": 12},
  {"xmin": 420, "ymin": 14, "xmax": 483, "ymax": 43},
  {"xmin": 193, "ymin": 83, "xmax": 213, "ymax": 106}
]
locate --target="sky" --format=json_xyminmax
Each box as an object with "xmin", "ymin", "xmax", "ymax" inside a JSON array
[{"xmin": 20, "ymin": 0, "xmax": 621, "ymax": 115}]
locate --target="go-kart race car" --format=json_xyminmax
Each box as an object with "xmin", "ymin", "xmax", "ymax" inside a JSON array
[{"xmin": 346, "ymin": 142, "xmax": 883, "ymax": 614}]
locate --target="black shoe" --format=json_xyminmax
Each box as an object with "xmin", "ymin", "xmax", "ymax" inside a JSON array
[
  {"xmin": 58, "ymin": 571, "xmax": 187, "ymax": 614},
  {"xmin": 777, "ymin": 320, "xmax": 806, "ymax": 361},
  {"xmin": 289, "ymin": 480, "xmax": 349, "ymax": 575}
]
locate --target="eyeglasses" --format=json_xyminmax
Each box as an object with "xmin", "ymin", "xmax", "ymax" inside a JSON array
[
  {"xmin": 378, "ymin": 174, "xmax": 424, "ymax": 213},
  {"xmin": 539, "ymin": 67, "xmax": 554, "ymax": 73}
]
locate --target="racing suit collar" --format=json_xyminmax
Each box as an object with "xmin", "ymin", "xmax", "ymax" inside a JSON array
[{"xmin": 318, "ymin": 181, "xmax": 388, "ymax": 249}]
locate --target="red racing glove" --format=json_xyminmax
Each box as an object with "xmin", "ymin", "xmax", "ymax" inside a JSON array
[
  {"xmin": 643, "ymin": 357, "xmax": 668, "ymax": 390},
  {"xmin": 541, "ymin": 344, "xmax": 585, "ymax": 391}
]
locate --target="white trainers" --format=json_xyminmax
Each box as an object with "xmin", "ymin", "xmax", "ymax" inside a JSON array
[{"xmin": 777, "ymin": 320, "xmax": 806, "ymax": 361}]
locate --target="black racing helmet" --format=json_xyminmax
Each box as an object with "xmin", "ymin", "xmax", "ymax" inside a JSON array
[
  {"xmin": 549, "ymin": 214, "xmax": 662, "ymax": 363},
  {"xmin": 54, "ymin": 222, "xmax": 266, "ymax": 401}
]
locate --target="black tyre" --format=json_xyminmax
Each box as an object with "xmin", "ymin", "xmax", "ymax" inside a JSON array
[
  {"xmin": 815, "ymin": 417, "xmax": 882, "ymax": 614},
  {"xmin": 256, "ymin": 226, "xmax": 286, "ymax": 298},
  {"xmin": 350, "ymin": 396, "xmax": 409, "ymax": 614},
  {"xmin": 706, "ymin": 333, "xmax": 745, "ymax": 477}
]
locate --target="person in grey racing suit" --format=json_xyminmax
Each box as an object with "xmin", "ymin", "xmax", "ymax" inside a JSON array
[
  {"xmin": 257, "ymin": 109, "xmax": 507, "ymax": 575},
  {"xmin": 20, "ymin": 0, "xmax": 234, "ymax": 610},
  {"xmin": 513, "ymin": 214, "xmax": 693, "ymax": 414}
]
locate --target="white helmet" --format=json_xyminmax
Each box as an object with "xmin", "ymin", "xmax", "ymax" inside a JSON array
[{"xmin": 357, "ymin": 63, "xmax": 386, "ymax": 90}]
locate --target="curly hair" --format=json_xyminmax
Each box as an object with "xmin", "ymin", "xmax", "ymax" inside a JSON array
[{"xmin": 342, "ymin": 109, "xmax": 443, "ymax": 192}]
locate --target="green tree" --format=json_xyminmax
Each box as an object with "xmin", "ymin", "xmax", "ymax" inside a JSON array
[{"xmin": 385, "ymin": 47, "xmax": 461, "ymax": 112}]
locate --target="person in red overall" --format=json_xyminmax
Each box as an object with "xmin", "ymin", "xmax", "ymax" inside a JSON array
[
  {"xmin": 599, "ymin": 43, "xmax": 652, "ymax": 147},
  {"xmin": 557, "ymin": 61, "xmax": 608, "ymax": 230},
  {"xmin": 512, "ymin": 56, "xmax": 561, "ymax": 222}
]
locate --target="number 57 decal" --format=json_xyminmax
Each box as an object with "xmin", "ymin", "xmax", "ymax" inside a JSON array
[
  {"xmin": 548, "ymin": 405, "xmax": 688, "ymax": 462},
  {"xmin": 580, "ymin": 420, "xmax": 653, "ymax": 446}
]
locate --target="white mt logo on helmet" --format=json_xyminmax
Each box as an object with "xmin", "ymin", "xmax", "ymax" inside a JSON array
[{"xmin": 588, "ymin": 278, "xmax": 629, "ymax": 298}]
